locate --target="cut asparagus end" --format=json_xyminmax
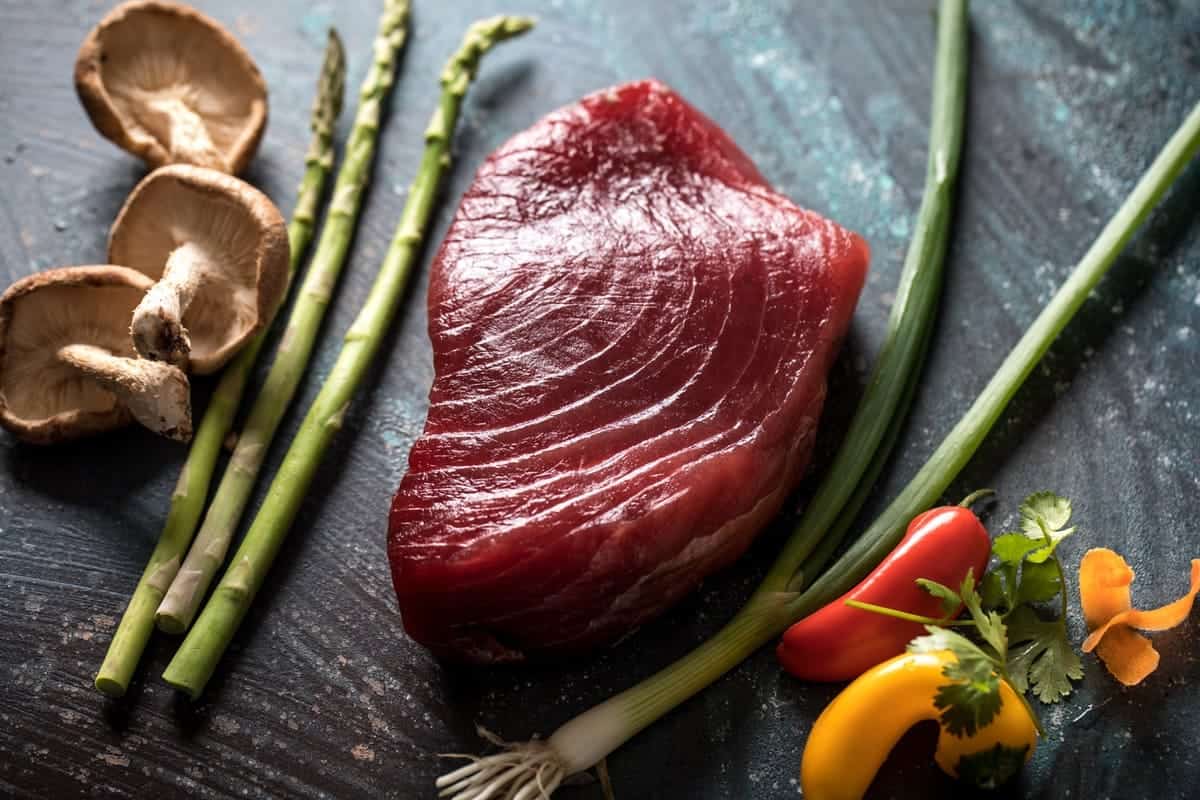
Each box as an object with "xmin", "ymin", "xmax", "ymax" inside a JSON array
[
  {"xmin": 155, "ymin": 562, "xmax": 208, "ymax": 634},
  {"xmin": 57, "ymin": 343, "xmax": 192, "ymax": 441},
  {"xmin": 93, "ymin": 674, "xmax": 126, "ymax": 697},
  {"xmin": 91, "ymin": 23, "xmax": 350, "ymax": 698}
]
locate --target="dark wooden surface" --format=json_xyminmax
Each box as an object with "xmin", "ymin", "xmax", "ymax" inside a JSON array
[{"xmin": 2, "ymin": 1, "xmax": 1198, "ymax": 797}]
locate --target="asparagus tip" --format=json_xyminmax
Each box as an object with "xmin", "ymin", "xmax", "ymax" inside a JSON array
[
  {"xmin": 317, "ymin": 27, "xmax": 348, "ymax": 126},
  {"xmin": 327, "ymin": 27, "xmax": 345, "ymax": 56},
  {"xmin": 504, "ymin": 16, "xmax": 537, "ymax": 35}
]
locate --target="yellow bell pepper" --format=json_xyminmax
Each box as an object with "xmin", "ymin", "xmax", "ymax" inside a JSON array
[{"xmin": 800, "ymin": 650, "xmax": 1038, "ymax": 800}]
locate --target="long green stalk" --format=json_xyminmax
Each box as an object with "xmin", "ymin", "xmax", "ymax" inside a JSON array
[
  {"xmin": 93, "ymin": 32, "xmax": 347, "ymax": 697},
  {"xmin": 791, "ymin": 97, "xmax": 1200, "ymax": 612},
  {"xmin": 568, "ymin": 96, "xmax": 1200, "ymax": 775},
  {"xmin": 154, "ymin": 0, "xmax": 411, "ymax": 636},
  {"xmin": 437, "ymin": 4, "xmax": 968, "ymax": 794},
  {"xmin": 752, "ymin": 0, "xmax": 968, "ymax": 599},
  {"xmin": 437, "ymin": 32, "xmax": 1200, "ymax": 800},
  {"xmin": 161, "ymin": 16, "xmax": 535, "ymax": 700}
]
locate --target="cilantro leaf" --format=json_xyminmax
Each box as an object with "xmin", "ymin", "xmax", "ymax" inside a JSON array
[
  {"xmin": 979, "ymin": 570, "xmax": 1007, "ymax": 610},
  {"xmin": 957, "ymin": 570, "xmax": 983, "ymax": 623},
  {"xmin": 1005, "ymin": 607, "xmax": 1082, "ymax": 703},
  {"xmin": 934, "ymin": 675, "xmax": 1002, "ymax": 738},
  {"xmin": 910, "ymin": 626, "xmax": 997, "ymax": 683},
  {"xmin": 978, "ymin": 611, "xmax": 1009, "ymax": 657},
  {"xmin": 1025, "ymin": 544, "xmax": 1054, "ymax": 564},
  {"xmin": 1016, "ymin": 558, "xmax": 1061, "ymax": 603},
  {"xmin": 916, "ymin": 578, "xmax": 961, "ymax": 616},
  {"xmin": 909, "ymin": 626, "xmax": 1004, "ymax": 737},
  {"xmin": 1025, "ymin": 529, "xmax": 1075, "ymax": 562},
  {"xmin": 909, "ymin": 626, "xmax": 989, "ymax": 663},
  {"xmin": 1029, "ymin": 636, "xmax": 1083, "ymax": 704},
  {"xmin": 1004, "ymin": 638, "xmax": 1037, "ymax": 694},
  {"xmin": 957, "ymin": 572, "xmax": 1009, "ymax": 657},
  {"xmin": 959, "ymin": 570, "xmax": 980, "ymax": 604},
  {"xmin": 992, "ymin": 532, "xmax": 1042, "ymax": 565},
  {"xmin": 1020, "ymin": 491, "xmax": 1072, "ymax": 539},
  {"xmin": 954, "ymin": 743, "xmax": 1030, "ymax": 790}
]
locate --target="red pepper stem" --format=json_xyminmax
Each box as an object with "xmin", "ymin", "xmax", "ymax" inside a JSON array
[
  {"xmin": 843, "ymin": 599, "xmax": 974, "ymax": 627},
  {"xmin": 957, "ymin": 488, "xmax": 996, "ymax": 509}
]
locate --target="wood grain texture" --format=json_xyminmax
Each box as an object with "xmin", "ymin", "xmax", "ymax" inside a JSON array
[{"xmin": 1, "ymin": 0, "xmax": 1198, "ymax": 797}]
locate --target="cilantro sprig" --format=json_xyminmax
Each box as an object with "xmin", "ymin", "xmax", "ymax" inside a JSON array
[{"xmin": 848, "ymin": 492, "xmax": 1084, "ymax": 737}]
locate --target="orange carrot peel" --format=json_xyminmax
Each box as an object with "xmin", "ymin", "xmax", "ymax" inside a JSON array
[{"xmin": 1079, "ymin": 548, "xmax": 1200, "ymax": 686}]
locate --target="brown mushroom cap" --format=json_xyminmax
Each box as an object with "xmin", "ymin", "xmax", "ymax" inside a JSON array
[
  {"xmin": 74, "ymin": 0, "xmax": 268, "ymax": 174},
  {"xmin": 0, "ymin": 266, "xmax": 191, "ymax": 444},
  {"xmin": 109, "ymin": 164, "xmax": 290, "ymax": 374}
]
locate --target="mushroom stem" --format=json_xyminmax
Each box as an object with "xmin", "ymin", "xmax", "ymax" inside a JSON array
[
  {"xmin": 142, "ymin": 96, "xmax": 229, "ymax": 172},
  {"xmin": 95, "ymin": 31, "xmax": 347, "ymax": 698},
  {"xmin": 130, "ymin": 241, "xmax": 208, "ymax": 367},
  {"xmin": 155, "ymin": 4, "xmax": 407, "ymax": 635},
  {"xmin": 57, "ymin": 344, "xmax": 192, "ymax": 441}
]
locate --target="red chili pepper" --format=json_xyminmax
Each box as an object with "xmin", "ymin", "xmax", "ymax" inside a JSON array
[{"xmin": 777, "ymin": 503, "xmax": 991, "ymax": 682}]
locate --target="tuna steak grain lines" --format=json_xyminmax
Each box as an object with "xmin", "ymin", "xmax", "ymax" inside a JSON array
[{"xmin": 389, "ymin": 80, "xmax": 869, "ymax": 662}]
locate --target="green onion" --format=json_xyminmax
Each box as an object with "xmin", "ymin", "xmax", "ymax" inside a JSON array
[
  {"xmin": 792, "ymin": 98, "xmax": 1200, "ymax": 615},
  {"xmin": 436, "ymin": 0, "xmax": 970, "ymax": 794},
  {"xmin": 437, "ymin": 16, "xmax": 1200, "ymax": 800},
  {"xmin": 754, "ymin": 0, "xmax": 967, "ymax": 597}
]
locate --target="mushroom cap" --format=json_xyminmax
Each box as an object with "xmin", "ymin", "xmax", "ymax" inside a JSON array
[
  {"xmin": 74, "ymin": 0, "xmax": 268, "ymax": 174},
  {"xmin": 0, "ymin": 266, "xmax": 152, "ymax": 444},
  {"xmin": 109, "ymin": 164, "xmax": 290, "ymax": 374}
]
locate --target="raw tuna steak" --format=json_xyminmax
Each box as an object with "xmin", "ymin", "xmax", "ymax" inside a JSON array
[{"xmin": 389, "ymin": 79, "xmax": 868, "ymax": 662}]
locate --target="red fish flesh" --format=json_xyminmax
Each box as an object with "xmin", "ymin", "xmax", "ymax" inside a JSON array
[{"xmin": 388, "ymin": 79, "xmax": 869, "ymax": 662}]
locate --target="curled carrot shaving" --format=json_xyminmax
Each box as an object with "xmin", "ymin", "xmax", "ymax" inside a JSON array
[{"xmin": 1078, "ymin": 548, "xmax": 1200, "ymax": 686}]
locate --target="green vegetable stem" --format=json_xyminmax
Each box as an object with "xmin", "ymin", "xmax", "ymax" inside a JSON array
[
  {"xmin": 161, "ymin": 15, "xmax": 536, "ymax": 700},
  {"xmin": 436, "ymin": 15, "xmax": 1200, "ymax": 800},
  {"xmin": 754, "ymin": 0, "xmax": 969, "ymax": 597},
  {"xmin": 851, "ymin": 491, "xmax": 1086, "ymax": 738},
  {"xmin": 94, "ymin": 30, "xmax": 348, "ymax": 697},
  {"xmin": 436, "ymin": 1, "xmax": 971, "ymax": 795},
  {"xmin": 154, "ymin": 0, "xmax": 412, "ymax": 636}
]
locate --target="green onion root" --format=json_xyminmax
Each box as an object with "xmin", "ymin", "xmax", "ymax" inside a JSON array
[{"xmin": 433, "ymin": 18, "xmax": 1200, "ymax": 800}]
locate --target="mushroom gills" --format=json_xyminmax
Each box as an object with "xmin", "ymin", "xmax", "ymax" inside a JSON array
[
  {"xmin": 74, "ymin": 0, "xmax": 268, "ymax": 173},
  {"xmin": 0, "ymin": 266, "xmax": 195, "ymax": 444},
  {"xmin": 109, "ymin": 165, "xmax": 290, "ymax": 374},
  {"xmin": 57, "ymin": 344, "xmax": 192, "ymax": 441}
]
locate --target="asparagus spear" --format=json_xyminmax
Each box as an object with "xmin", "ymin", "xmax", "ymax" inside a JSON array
[
  {"xmin": 94, "ymin": 30, "xmax": 347, "ymax": 697},
  {"xmin": 162, "ymin": 15, "xmax": 536, "ymax": 700},
  {"xmin": 154, "ymin": 0, "xmax": 412, "ymax": 635}
]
